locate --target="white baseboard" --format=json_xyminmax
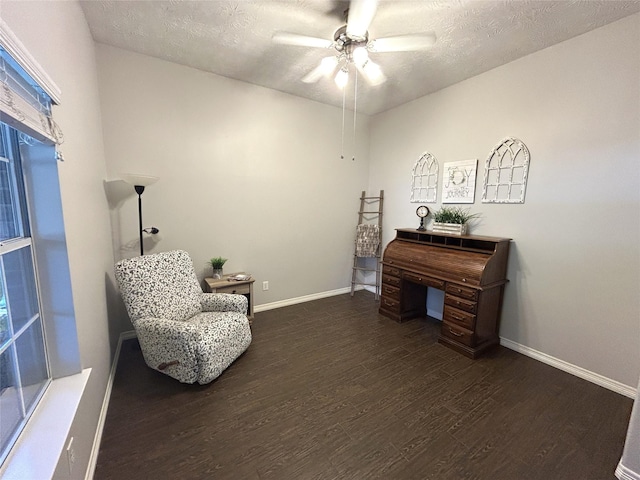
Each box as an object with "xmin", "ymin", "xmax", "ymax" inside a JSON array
[
  {"xmin": 616, "ymin": 463, "xmax": 640, "ymax": 480},
  {"xmin": 85, "ymin": 330, "xmax": 136, "ymax": 480},
  {"xmin": 255, "ymin": 286, "xmax": 364, "ymax": 312},
  {"xmin": 500, "ymin": 337, "xmax": 637, "ymax": 399}
]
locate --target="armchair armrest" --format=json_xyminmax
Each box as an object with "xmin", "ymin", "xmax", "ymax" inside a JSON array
[
  {"xmin": 133, "ymin": 317, "xmax": 202, "ymax": 383},
  {"xmin": 201, "ymin": 293, "xmax": 248, "ymax": 314}
]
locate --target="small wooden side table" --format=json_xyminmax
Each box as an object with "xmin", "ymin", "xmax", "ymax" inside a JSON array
[{"xmin": 204, "ymin": 273, "xmax": 254, "ymax": 321}]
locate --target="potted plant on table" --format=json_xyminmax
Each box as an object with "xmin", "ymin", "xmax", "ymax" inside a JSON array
[
  {"xmin": 209, "ymin": 257, "xmax": 227, "ymax": 279},
  {"xmin": 431, "ymin": 206, "xmax": 479, "ymax": 235}
]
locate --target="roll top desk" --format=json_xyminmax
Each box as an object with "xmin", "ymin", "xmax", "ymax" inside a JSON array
[{"xmin": 379, "ymin": 229, "xmax": 511, "ymax": 358}]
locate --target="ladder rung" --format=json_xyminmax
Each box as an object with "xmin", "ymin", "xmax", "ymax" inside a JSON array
[
  {"xmin": 359, "ymin": 211, "xmax": 381, "ymax": 214},
  {"xmin": 351, "ymin": 282, "xmax": 379, "ymax": 287},
  {"xmin": 352, "ymin": 268, "xmax": 378, "ymax": 272}
]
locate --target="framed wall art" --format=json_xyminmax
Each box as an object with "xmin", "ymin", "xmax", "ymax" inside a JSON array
[
  {"xmin": 410, "ymin": 152, "xmax": 438, "ymax": 203},
  {"xmin": 442, "ymin": 159, "xmax": 477, "ymax": 204},
  {"xmin": 482, "ymin": 137, "xmax": 531, "ymax": 204}
]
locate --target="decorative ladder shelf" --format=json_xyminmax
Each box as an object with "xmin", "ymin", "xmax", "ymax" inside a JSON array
[{"xmin": 350, "ymin": 190, "xmax": 384, "ymax": 300}]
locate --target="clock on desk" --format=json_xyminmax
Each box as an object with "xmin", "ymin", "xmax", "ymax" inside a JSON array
[{"xmin": 416, "ymin": 205, "xmax": 430, "ymax": 231}]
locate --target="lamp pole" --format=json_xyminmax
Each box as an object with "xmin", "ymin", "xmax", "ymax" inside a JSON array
[
  {"xmin": 135, "ymin": 185, "xmax": 145, "ymax": 256},
  {"xmin": 122, "ymin": 174, "xmax": 158, "ymax": 256}
]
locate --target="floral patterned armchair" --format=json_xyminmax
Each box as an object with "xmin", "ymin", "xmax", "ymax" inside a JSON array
[{"xmin": 114, "ymin": 250, "xmax": 252, "ymax": 384}]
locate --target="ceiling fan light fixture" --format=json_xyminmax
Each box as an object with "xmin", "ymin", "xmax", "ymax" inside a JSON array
[
  {"xmin": 352, "ymin": 46, "xmax": 369, "ymax": 66},
  {"xmin": 320, "ymin": 56, "xmax": 339, "ymax": 77},
  {"xmin": 360, "ymin": 60, "xmax": 385, "ymax": 86},
  {"xmin": 335, "ymin": 67, "xmax": 349, "ymax": 89}
]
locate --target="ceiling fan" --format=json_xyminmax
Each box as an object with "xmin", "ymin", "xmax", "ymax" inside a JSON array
[{"xmin": 272, "ymin": 0, "xmax": 436, "ymax": 88}]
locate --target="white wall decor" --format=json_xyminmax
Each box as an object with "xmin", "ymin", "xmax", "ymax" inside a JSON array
[
  {"xmin": 410, "ymin": 152, "xmax": 438, "ymax": 203},
  {"xmin": 442, "ymin": 159, "xmax": 477, "ymax": 204},
  {"xmin": 482, "ymin": 137, "xmax": 530, "ymax": 203}
]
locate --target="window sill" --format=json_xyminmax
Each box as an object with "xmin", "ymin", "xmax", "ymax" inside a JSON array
[{"xmin": 0, "ymin": 368, "xmax": 91, "ymax": 480}]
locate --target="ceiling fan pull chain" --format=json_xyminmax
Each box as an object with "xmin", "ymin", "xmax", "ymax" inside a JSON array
[
  {"xmin": 341, "ymin": 80, "xmax": 347, "ymax": 160},
  {"xmin": 353, "ymin": 68, "xmax": 358, "ymax": 161}
]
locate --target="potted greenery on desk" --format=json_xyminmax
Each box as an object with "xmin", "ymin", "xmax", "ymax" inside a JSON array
[
  {"xmin": 209, "ymin": 257, "xmax": 227, "ymax": 279},
  {"xmin": 432, "ymin": 206, "xmax": 479, "ymax": 235}
]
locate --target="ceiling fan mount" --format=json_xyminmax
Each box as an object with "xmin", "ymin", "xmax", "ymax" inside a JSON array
[{"xmin": 333, "ymin": 25, "xmax": 368, "ymax": 55}]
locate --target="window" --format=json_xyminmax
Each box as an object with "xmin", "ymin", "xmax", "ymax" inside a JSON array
[
  {"xmin": 0, "ymin": 123, "xmax": 50, "ymax": 464},
  {"xmin": 0, "ymin": 30, "xmax": 73, "ymax": 468}
]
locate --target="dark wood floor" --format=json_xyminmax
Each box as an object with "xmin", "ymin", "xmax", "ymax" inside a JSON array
[{"xmin": 94, "ymin": 291, "xmax": 633, "ymax": 480}]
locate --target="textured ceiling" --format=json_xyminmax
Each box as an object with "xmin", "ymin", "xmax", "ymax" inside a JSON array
[{"xmin": 80, "ymin": 0, "xmax": 640, "ymax": 115}]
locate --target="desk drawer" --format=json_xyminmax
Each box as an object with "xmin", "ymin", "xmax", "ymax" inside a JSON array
[
  {"xmin": 445, "ymin": 283, "xmax": 478, "ymax": 301},
  {"xmin": 444, "ymin": 294, "xmax": 477, "ymax": 314},
  {"xmin": 443, "ymin": 306, "xmax": 476, "ymax": 330},
  {"xmin": 381, "ymin": 284, "xmax": 400, "ymax": 300},
  {"xmin": 441, "ymin": 321, "xmax": 475, "ymax": 347},
  {"xmin": 380, "ymin": 295, "xmax": 400, "ymax": 312},
  {"xmin": 403, "ymin": 272, "xmax": 445, "ymax": 290},
  {"xmin": 215, "ymin": 283, "xmax": 250, "ymax": 295},
  {"xmin": 383, "ymin": 265, "xmax": 401, "ymax": 277},
  {"xmin": 382, "ymin": 274, "xmax": 401, "ymax": 287}
]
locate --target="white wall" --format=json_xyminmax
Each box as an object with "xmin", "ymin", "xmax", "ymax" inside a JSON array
[
  {"xmin": 369, "ymin": 14, "xmax": 640, "ymax": 389},
  {"xmin": 96, "ymin": 44, "xmax": 371, "ymax": 333},
  {"xmin": 0, "ymin": 0, "xmax": 114, "ymax": 478}
]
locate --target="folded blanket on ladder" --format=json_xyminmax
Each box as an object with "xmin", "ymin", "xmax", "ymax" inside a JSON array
[{"xmin": 356, "ymin": 224, "xmax": 380, "ymax": 257}]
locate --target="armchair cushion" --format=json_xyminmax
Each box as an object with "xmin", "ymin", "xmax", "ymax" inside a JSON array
[{"xmin": 115, "ymin": 250, "xmax": 202, "ymax": 322}]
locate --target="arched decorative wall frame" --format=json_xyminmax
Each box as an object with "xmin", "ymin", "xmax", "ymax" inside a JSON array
[
  {"xmin": 482, "ymin": 137, "xmax": 530, "ymax": 204},
  {"xmin": 410, "ymin": 152, "xmax": 438, "ymax": 203}
]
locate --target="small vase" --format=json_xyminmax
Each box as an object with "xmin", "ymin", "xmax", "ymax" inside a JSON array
[{"xmin": 212, "ymin": 268, "xmax": 223, "ymax": 279}]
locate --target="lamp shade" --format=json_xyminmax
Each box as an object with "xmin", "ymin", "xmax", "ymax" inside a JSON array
[{"xmin": 121, "ymin": 174, "xmax": 159, "ymax": 187}]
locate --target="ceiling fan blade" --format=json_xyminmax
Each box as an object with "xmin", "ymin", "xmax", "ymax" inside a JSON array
[
  {"xmin": 369, "ymin": 33, "xmax": 437, "ymax": 52},
  {"xmin": 302, "ymin": 56, "xmax": 339, "ymax": 83},
  {"xmin": 272, "ymin": 32, "xmax": 333, "ymax": 49},
  {"xmin": 347, "ymin": 0, "xmax": 378, "ymax": 41},
  {"xmin": 356, "ymin": 60, "xmax": 386, "ymax": 86},
  {"xmin": 302, "ymin": 66, "xmax": 325, "ymax": 84}
]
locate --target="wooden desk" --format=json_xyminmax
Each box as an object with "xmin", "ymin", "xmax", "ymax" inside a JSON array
[
  {"xmin": 204, "ymin": 273, "xmax": 254, "ymax": 321},
  {"xmin": 380, "ymin": 229, "xmax": 511, "ymax": 358}
]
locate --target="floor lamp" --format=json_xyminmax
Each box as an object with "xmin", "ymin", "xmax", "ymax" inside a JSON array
[{"xmin": 122, "ymin": 174, "xmax": 159, "ymax": 256}]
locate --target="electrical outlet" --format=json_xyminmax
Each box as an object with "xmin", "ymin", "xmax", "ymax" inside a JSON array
[
  {"xmin": 262, "ymin": 281, "xmax": 269, "ymax": 291},
  {"xmin": 66, "ymin": 437, "xmax": 75, "ymax": 476}
]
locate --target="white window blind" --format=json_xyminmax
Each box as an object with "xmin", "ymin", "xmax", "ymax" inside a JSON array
[{"xmin": 0, "ymin": 47, "xmax": 63, "ymax": 146}]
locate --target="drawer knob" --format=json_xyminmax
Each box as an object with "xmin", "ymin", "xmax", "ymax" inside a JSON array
[
  {"xmin": 232, "ymin": 290, "xmax": 237, "ymax": 294},
  {"xmin": 462, "ymin": 278, "xmax": 467, "ymax": 282}
]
